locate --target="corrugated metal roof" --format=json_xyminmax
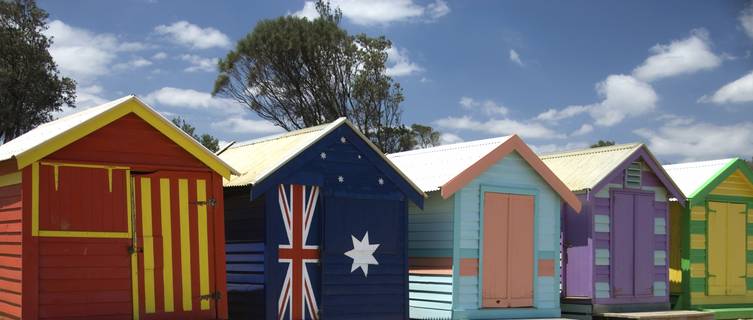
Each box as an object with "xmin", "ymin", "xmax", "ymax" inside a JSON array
[
  {"xmin": 539, "ymin": 143, "xmax": 643, "ymax": 193},
  {"xmin": 219, "ymin": 118, "xmax": 425, "ymax": 197},
  {"xmin": 0, "ymin": 95, "xmax": 133, "ymax": 162},
  {"xmin": 387, "ymin": 136, "xmax": 513, "ymax": 192},
  {"xmin": 219, "ymin": 120, "xmax": 339, "ymax": 187},
  {"xmin": 663, "ymin": 158, "xmax": 735, "ymax": 198}
]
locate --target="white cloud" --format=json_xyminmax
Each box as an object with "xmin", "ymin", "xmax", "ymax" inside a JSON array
[
  {"xmin": 293, "ymin": 0, "xmax": 450, "ymax": 25},
  {"xmin": 632, "ymin": 29, "xmax": 721, "ymax": 82},
  {"xmin": 44, "ymin": 20, "xmax": 146, "ymax": 82},
  {"xmin": 531, "ymin": 142, "xmax": 589, "ymax": 154},
  {"xmin": 180, "ymin": 54, "xmax": 218, "ymax": 72},
  {"xmin": 589, "ymin": 74, "xmax": 658, "ymax": 126},
  {"xmin": 154, "ymin": 21, "xmax": 231, "ymax": 49},
  {"xmin": 113, "ymin": 57, "xmax": 152, "ymax": 70},
  {"xmin": 211, "ymin": 117, "xmax": 283, "ymax": 134},
  {"xmin": 143, "ymin": 87, "xmax": 241, "ymax": 113},
  {"xmin": 635, "ymin": 119, "xmax": 753, "ymax": 161},
  {"xmin": 701, "ymin": 70, "xmax": 753, "ymax": 104},
  {"xmin": 537, "ymin": 75, "xmax": 657, "ymax": 127},
  {"xmin": 741, "ymin": 2, "xmax": 753, "ymax": 40},
  {"xmin": 55, "ymin": 85, "xmax": 109, "ymax": 117},
  {"xmin": 536, "ymin": 105, "xmax": 590, "ymax": 122},
  {"xmin": 152, "ymin": 52, "xmax": 168, "ymax": 60},
  {"xmin": 509, "ymin": 49, "xmax": 523, "ymax": 66},
  {"xmin": 571, "ymin": 124, "xmax": 593, "ymax": 136},
  {"xmin": 434, "ymin": 115, "xmax": 564, "ymax": 139},
  {"xmin": 439, "ymin": 132, "xmax": 463, "ymax": 144},
  {"xmin": 385, "ymin": 46, "xmax": 423, "ymax": 77},
  {"xmin": 458, "ymin": 97, "xmax": 509, "ymax": 115}
]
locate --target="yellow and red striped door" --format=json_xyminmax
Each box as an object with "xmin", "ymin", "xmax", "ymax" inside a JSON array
[{"xmin": 133, "ymin": 171, "xmax": 217, "ymax": 319}]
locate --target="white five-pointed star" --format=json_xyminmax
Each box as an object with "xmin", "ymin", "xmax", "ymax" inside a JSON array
[
  {"xmin": 378, "ymin": 178, "xmax": 384, "ymax": 185},
  {"xmin": 320, "ymin": 152, "xmax": 327, "ymax": 159},
  {"xmin": 337, "ymin": 175, "xmax": 344, "ymax": 183},
  {"xmin": 344, "ymin": 232, "xmax": 380, "ymax": 277},
  {"xmin": 340, "ymin": 137, "xmax": 347, "ymax": 143}
]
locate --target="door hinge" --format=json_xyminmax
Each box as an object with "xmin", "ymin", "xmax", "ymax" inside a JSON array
[
  {"xmin": 193, "ymin": 198, "xmax": 217, "ymax": 207},
  {"xmin": 200, "ymin": 291, "xmax": 222, "ymax": 301}
]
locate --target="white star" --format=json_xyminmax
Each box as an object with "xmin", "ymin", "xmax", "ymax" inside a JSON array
[
  {"xmin": 344, "ymin": 232, "xmax": 380, "ymax": 277},
  {"xmin": 340, "ymin": 136, "xmax": 347, "ymax": 143},
  {"xmin": 378, "ymin": 178, "xmax": 384, "ymax": 185},
  {"xmin": 320, "ymin": 152, "xmax": 327, "ymax": 159},
  {"xmin": 337, "ymin": 176, "xmax": 344, "ymax": 183},
  {"xmin": 357, "ymin": 155, "xmax": 362, "ymax": 159}
]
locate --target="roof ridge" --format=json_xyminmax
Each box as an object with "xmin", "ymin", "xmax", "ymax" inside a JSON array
[
  {"xmin": 539, "ymin": 142, "xmax": 642, "ymax": 159},
  {"xmin": 230, "ymin": 122, "xmax": 331, "ymax": 148},
  {"xmin": 388, "ymin": 136, "xmax": 511, "ymax": 158},
  {"xmin": 664, "ymin": 158, "xmax": 736, "ymax": 169}
]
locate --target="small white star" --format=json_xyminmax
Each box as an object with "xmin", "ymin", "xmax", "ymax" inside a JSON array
[
  {"xmin": 378, "ymin": 178, "xmax": 384, "ymax": 185},
  {"xmin": 340, "ymin": 137, "xmax": 347, "ymax": 143},
  {"xmin": 344, "ymin": 232, "xmax": 380, "ymax": 277},
  {"xmin": 320, "ymin": 152, "xmax": 327, "ymax": 159},
  {"xmin": 357, "ymin": 155, "xmax": 362, "ymax": 159},
  {"xmin": 338, "ymin": 176, "xmax": 344, "ymax": 183}
]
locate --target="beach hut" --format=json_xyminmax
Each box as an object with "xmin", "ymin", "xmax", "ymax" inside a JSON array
[
  {"xmin": 387, "ymin": 135, "xmax": 581, "ymax": 320},
  {"xmin": 540, "ymin": 143, "xmax": 685, "ymax": 319},
  {"xmin": 218, "ymin": 118, "xmax": 425, "ymax": 320},
  {"xmin": 0, "ymin": 95, "xmax": 237, "ymax": 320},
  {"xmin": 664, "ymin": 158, "xmax": 753, "ymax": 319}
]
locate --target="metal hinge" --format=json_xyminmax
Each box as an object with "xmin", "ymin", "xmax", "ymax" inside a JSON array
[
  {"xmin": 193, "ymin": 198, "xmax": 217, "ymax": 207},
  {"xmin": 127, "ymin": 245, "xmax": 143, "ymax": 254},
  {"xmin": 200, "ymin": 291, "xmax": 222, "ymax": 301}
]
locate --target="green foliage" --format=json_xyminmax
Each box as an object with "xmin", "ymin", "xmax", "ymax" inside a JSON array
[
  {"xmin": 171, "ymin": 117, "xmax": 220, "ymax": 152},
  {"xmin": 411, "ymin": 123, "xmax": 441, "ymax": 149},
  {"xmin": 590, "ymin": 140, "xmax": 616, "ymax": 148},
  {"xmin": 213, "ymin": 0, "xmax": 422, "ymax": 153},
  {"xmin": 0, "ymin": 0, "xmax": 76, "ymax": 142}
]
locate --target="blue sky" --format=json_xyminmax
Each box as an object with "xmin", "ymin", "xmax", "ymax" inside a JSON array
[{"xmin": 39, "ymin": 0, "xmax": 753, "ymax": 162}]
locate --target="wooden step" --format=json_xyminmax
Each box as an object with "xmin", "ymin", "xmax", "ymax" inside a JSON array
[
  {"xmin": 702, "ymin": 307, "xmax": 753, "ymax": 320},
  {"xmin": 597, "ymin": 310, "xmax": 714, "ymax": 320}
]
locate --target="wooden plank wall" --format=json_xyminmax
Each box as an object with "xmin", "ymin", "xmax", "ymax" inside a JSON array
[{"xmin": 0, "ymin": 184, "xmax": 22, "ymax": 319}]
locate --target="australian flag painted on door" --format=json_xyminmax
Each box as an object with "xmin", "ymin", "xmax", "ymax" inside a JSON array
[{"xmin": 220, "ymin": 119, "xmax": 424, "ymax": 320}]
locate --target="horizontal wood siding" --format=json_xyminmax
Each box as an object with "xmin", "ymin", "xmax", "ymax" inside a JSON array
[
  {"xmin": 226, "ymin": 242, "xmax": 265, "ymax": 319},
  {"xmin": 408, "ymin": 192, "xmax": 453, "ymax": 261},
  {"xmin": 37, "ymin": 237, "xmax": 132, "ymax": 319},
  {"xmin": 0, "ymin": 184, "xmax": 21, "ymax": 319},
  {"xmin": 409, "ymin": 274, "xmax": 452, "ymax": 319},
  {"xmin": 563, "ymin": 194, "xmax": 593, "ymax": 298},
  {"xmin": 454, "ymin": 152, "xmax": 561, "ymax": 317}
]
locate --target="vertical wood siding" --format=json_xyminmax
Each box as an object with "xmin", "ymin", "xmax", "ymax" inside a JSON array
[
  {"xmin": 0, "ymin": 184, "xmax": 22, "ymax": 319},
  {"xmin": 453, "ymin": 152, "xmax": 561, "ymax": 319}
]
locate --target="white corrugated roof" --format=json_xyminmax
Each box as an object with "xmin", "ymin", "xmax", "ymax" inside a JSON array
[
  {"xmin": 0, "ymin": 95, "xmax": 133, "ymax": 162},
  {"xmin": 387, "ymin": 136, "xmax": 513, "ymax": 192},
  {"xmin": 539, "ymin": 143, "xmax": 643, "ymax": 192},
  {"xmin": 663, "ymin": 158, "xmax": 735, "ymax": 197},
  {"xmin": 219, "ymin": 118, "xmax": 424, "ymax": 197}
]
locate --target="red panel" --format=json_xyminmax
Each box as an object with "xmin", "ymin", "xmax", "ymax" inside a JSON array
[
  {"xmin": 46, "ymin": 114, "xmax": 206, "ymax": 169},
  {"xmin": 22, "ymin": 166, "xmax": 38, "ymax": 320},
  {"xmin": 0, "ymin": 184, "xmax": 22, "ymax": 319},
  {"xmin": 38, "ymin": 165, "xmax": 128, "ymax": 233},
  {"xmin": 212, "ymin": 174, "xmax": 228, "ymax": 320},
  {"xmin": 508, "ymin": 194, "xmax": 534, "ymax": 307}
]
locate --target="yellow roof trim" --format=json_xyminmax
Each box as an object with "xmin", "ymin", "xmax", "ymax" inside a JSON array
[{"xmin": 13, "ymin": 96, "xmax": 238, "ymax": 178}]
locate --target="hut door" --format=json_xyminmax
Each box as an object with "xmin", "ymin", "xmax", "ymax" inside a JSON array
[
  {"xmin": 612, "ymin": 192, "xmax": 654, "ymax": 298},
  {"xmin": 133, "ymin": 172, "xmax": 218, "ymax": 319},
  {"xmin": 482, "ymin": 193, "xmax": 534, "ymax": 308},
  {"xmin": 707, "ymin": 201, "xmax": 746, "ymax": 296}
]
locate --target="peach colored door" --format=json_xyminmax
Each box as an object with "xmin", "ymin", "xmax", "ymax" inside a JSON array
[{"xmin": 482, "ymin": 193, "xmax": 534, "ymax": 308}]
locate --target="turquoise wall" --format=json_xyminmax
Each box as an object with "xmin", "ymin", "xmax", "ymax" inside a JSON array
[
  {"xmin": 452, "ymin": 151, "xmax": 562, "ymax": 319},
  {"xmin": 408, "ymin": 193, "xmax": 454, "ymax": 258}
]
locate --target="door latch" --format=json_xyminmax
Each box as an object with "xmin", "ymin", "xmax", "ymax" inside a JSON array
[
  {"xmin": 192, "ymin": 198, "xmax": 217, "ymax": 207},
  {"xmin": 200, "ymin": 291, "xmax": 222, "ymax": 301},
  {"xmin": 128, "ymin": 245, "xmax": 143, "ymax": 254}
]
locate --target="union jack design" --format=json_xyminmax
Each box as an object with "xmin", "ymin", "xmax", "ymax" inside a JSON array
[{"xmin": 277, "ymin": 184, "xmax": 320, "ymax": 320}]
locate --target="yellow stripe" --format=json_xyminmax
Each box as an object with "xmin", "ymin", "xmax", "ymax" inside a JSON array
[
  {"xmin": 160, "ymin": 179, "xmax": 175, "ymax": 312},
  {"xmin": 128, "ymin": 171, "xmax": 139, "ymax": 320},
  {"xmin": 690, "ymin": 234, "xmax": 705, "ymax": 249},
  {"xmin": 179, "ymin": 179, "xmax": 192, "ymax": 311},
  {"xmin": 0, "ymin": 172, "xmax": 21, "ymax": 188},
  {"xmin": 38, "ymin": 230, "xmax": 130, "ymax": 238},
  {"xmin": 31, "ymin": 162, "xmax": 39, "ymax": 236},
  {"xmin": 197, "ymin": 180, "xmax": 210, "ymax": 310},
  {"xmin": 691, "ymin": 263, "xmax": 706, "ymax": 278},
  {"xmin": 140, "ymin": 178, "xmax": 156, "ymax": 314}
]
